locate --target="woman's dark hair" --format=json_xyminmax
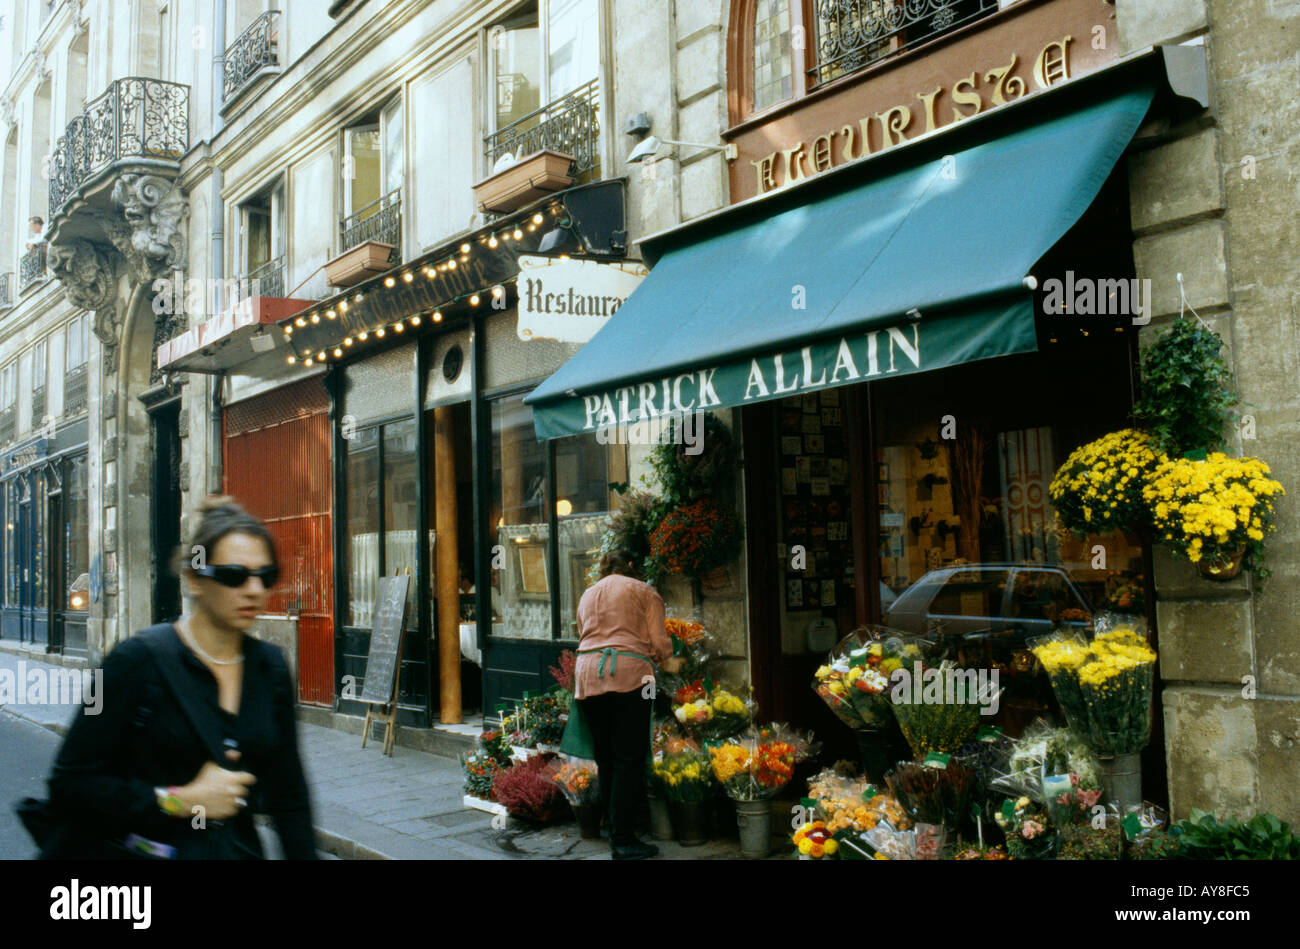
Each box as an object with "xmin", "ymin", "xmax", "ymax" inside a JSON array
[
  {"xmin": 172, "ymin": 496, "xmax": 279, "ymax": 578},
  {"xmin": 598, "ymin": 549, "xmax": 640, "ymax": 579}
]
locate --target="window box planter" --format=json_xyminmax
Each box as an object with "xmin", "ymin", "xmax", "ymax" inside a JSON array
[
  {"xmin": 324, "ymin": 240, "xmax": 395, "ymax": 289},
  {"xmin": 473, "ymin": 150, "xmax": 575, "ymax": 214}
]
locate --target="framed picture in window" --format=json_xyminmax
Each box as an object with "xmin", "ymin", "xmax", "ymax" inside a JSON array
[{"xmin": 515, "ymin": 543, "xmax": 549, "ymax": 598}]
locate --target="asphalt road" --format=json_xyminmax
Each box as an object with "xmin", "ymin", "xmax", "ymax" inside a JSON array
[{"xmin": 0, "ymin": 712, "xmax": 59, "ymax": 860}]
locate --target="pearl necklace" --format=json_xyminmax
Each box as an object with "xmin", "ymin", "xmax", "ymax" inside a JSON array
[{"xmin": 179, "ymin": 623, "xmax": 245, "ymax": 666}]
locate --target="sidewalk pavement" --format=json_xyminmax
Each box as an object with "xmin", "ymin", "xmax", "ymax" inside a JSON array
[{"xmin": 0, "ymin": 643, "xmax": 747, "ymax": 860}]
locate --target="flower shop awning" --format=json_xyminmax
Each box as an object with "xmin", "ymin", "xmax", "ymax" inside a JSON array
[{"xmin": 525, "ymin": 82, "xmax": 1158, "ymax": 440}]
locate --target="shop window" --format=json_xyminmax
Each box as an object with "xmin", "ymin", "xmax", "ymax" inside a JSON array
[
  {"xmin": 490, "ymin": 395, "xmax": 551, "ymax": 640},
  {"xmin": 64, "ymin": 454, "xmax": 89, "ymax": 613},
  {"xmin": 344, "ymin": 418, "xmax": 420, "ymax": 630},
  {"xmin": 555, "ymin": 430, "xmax": 627, "ymax": 639}
]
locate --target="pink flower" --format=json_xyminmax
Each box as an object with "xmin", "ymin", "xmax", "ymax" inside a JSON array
[
  {"xmin": 1022, "ymin": 820, "xmax": 1043, "ymax": 839},
  {"xmin": 1056, "ymin": 792, "xmax": 1072, "ymax": 806},
  {"xmin": 1069, "ymin": 773, "xmax": 1079, "ymax": 787},
  {"xmin": 1079, "ymin": 789, "xmax": 1100, "ymax": 808}
]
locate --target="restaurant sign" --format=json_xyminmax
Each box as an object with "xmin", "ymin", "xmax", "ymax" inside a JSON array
[
  {"xmin": 516, "ymin": 255, "xmax": 648, "ymax": 344},
  {"xmin": 531, "ymin": 297, "xmax": 1035, "ymax": 440}
]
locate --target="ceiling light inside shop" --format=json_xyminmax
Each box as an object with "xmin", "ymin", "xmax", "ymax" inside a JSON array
[{"xmin": 556, "ymin": 499, "xmax": 572, "ymax": 516}]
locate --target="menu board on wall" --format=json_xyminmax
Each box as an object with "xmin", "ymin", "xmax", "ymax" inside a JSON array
[{"xmin": 779, "ymin": 392, "xmax": 854, "ymax": 612}]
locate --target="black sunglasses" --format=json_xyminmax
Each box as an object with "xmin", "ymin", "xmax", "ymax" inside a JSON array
[{"xmin": 194, "ymin": 564, "xmax": 280, "ymax": 589}]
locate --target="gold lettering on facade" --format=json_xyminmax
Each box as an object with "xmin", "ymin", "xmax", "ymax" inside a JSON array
[
  {"xmin": 753, "ymin": 152, "xmax": 778, "ymax": 192},
  {"xmin": 858, "ymin": 117, "xmax": 875, "ymax": 156},
  {"xmin": 984, "ymin": 54, "xmax": 1026, "ymax": 106},
  {"xmin": 951, "ymin": 71, "xmax": 983, "ymax": 122},
  {"xmin": 839, "ymin": 124, "xmax": 859, "ymax": 162},
  {"xmin": 811, "ymin": 132, "xmax": 835, "ymax": 172},
  {"xmin": 917, "ymin": 86, "xmax": 943, "ymax": 134},
  {"xmin": 783, "ymin": 143, "xmax": 809, "ymax": 182},
  {"xmin": 875, "ymin": 105, "xmax": 912, "ymax": 147},
  {"xmin": 1034, "ymin": 35, "xmax": 1073, "ymax": 89}
]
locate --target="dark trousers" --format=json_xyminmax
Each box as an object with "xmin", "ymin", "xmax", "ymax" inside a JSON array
[{"xmin": 578, "ymin": 689, "xmax": 650, "ymax": 848}]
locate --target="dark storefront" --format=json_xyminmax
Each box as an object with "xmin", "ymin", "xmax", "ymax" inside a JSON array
[{"xmin": 0, "ymin": 419, "xmax": 91, "ymax": 655}]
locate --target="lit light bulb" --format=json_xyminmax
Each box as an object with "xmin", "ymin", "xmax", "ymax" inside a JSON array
[
  {"xmin": 359, "ymin": 331, "xmax": 368, "ymax": 340},
  {"xmin": 287, "ymin": 355, "xmax": 296, "ymax": 364},
  {"xmin": 425, "ymin": 267, "xmax": 435, "ymax": 277},
  {"xmin": 305, "ymin": 358, "xmax": 313, "ymax": 366},
  {"xmin": 469, "ymin": 294, "xmax": 480, "ymax": 306},
  {"xmin": 433, "ymin": 311, "xmax": 443, "ymax": 322},
  {"xmin": 284, "ymin": 325, "xmax": 293, "ymax": 335},
  {"xmin": 403, "ymin": 272, "xmax": 413, "ymax": 283},
  {"xmin": 310, "ymin": 313, "xmax": 320, "ymax": 324},
  {"xmin": 344, "ymin": 337, "xmax": 353, "ymax": 346},
  {"xmin": 488, "ymin": 236, "xmax": 498, "ymax": 248},
  {"xmin": 448, "ymin": 259, "xmax": 456, "ymax": 269},
  {"xmin": 533, "ymin": 213, "xmax": 544, "ymax": 225},
  {"xmin": 376, "ymin": 327, "xmax": 385, "ymax": 337},
  {"xmin": 295, "ymin": 317, "xmax": 306, "ymax": 327},
  {"xmin": 512, "ymin": 228, "xmax": 522, "ymax": 240},
  {"xmin": 411, "ymin": 315, "xmax": 421, "ymax": 326},
  {"xmin": 394, "ymin": 322, "xmax": 405, "ymax": 332},
  {"xmin": 460, "ymin": 243, "xmax": 470, "ymax": 254},
  {"xmin": 339, "ymin": 300, "xmax": 349, "ymax": 312},
  {"xmin": 334, "ymin": 347, "xmax": 343, "ymax": 357},
  {"xmin": 317, "ymin": 351, "xmax": 326, "ymax": 360},
  {"xmin": 355, "ymin": 292, "xmax": 364, "ymax": 301},
  {"xmin": 326, "ymin": 309, "xmax": 336, "ymax": 319},
  {"xmin": 385, "ymin": 276, "xmax": 396, "ymax": 287},
  {"xmin": 556, "ymin": 499, "xmax": 572, "ymax": 516}
]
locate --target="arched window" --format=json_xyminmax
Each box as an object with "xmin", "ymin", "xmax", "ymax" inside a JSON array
[{"xmin": 752, "ymin": 0, "xmax": 793, "ymax": 112}]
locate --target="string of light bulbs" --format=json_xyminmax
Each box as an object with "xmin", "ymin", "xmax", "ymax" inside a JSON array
[{"xmin": 278, "ymin": 203, "xmax": 569, "ymax": 367}]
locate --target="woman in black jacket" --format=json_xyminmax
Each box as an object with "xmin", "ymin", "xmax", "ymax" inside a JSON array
[{"xmin": 44, "ymin": 497, "xmax": 317, "ymax": 859}]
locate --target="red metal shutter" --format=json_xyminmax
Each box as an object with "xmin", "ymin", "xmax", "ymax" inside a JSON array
[{"xmin": 223, "ymin": 377, "xmax": 334, "ymax": 705}]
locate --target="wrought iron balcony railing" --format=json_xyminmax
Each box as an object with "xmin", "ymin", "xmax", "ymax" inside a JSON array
[
  {"xmin": 340, "ymin": 189, "xmax": 401, "ymax": 260},
  {"xmin": 484, "ymin": 78, "xmax": 600, "ymax": 182},
  {"xmin": 224, "ymin": 11, "xmax": 281, "ymax": 102},
  {"xmin": 238, "ymin": 255, "xmax": 286, "ymax": 299},
  {"xmin": 0, "ymin": 407, "xmax": 14, "ymax": 444},
  {"xmin": 32, "ymin": 388, "xmax": 46, "ymax": 427},
  {"xmin": 64, "ymin": 366, "xmax": 88, "ymax": 417},
  {"xmin": 19, "ymin": 248, "xmax": 47, "ymax": 292},
  {"xmin": 0, "ymin": 273, "xmax": 12, "ymax": 308},
  {"xmin": 48, "ymin": 78, "xmax": 190, "ymax": 219},
  {"xmin": 811, "ymin": 0, "xmax": 1000, "ymax": 86}
]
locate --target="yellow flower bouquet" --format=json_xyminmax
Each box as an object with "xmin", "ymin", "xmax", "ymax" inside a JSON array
[
  {"xmin": 1049, "ymin": 429, "xmax": 1168, "ymax": 536},
  {"xmin": 650, "ymin": 748, "xmax": 713, "ymax": 803},
  {"xmin": 1031, "ymin": 619, "xmax": 1157, "ymax": 756},
  {"xmin": 1142, "ymin": 452, "xmax": 1284, "ymax": 581},
  {"xmin": 675, "ymin": 683, "xmax": 753, "ymax": 741}
]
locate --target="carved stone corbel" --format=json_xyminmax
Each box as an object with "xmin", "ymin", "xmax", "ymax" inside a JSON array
[
  {"xmin": 110, "ymin": 173, "xmax": 189, "ymax": 284},
  {"xmin": 47, "ymin": 238, "xmax": 116, "ymax": 311}
]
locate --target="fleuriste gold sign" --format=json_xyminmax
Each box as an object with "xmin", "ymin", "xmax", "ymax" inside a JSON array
[{"xmin": 750, "ymin": 35, "xmax": 1074, "ymax": 195}]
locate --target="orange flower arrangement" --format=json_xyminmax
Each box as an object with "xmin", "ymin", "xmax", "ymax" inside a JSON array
[
  {"xmin": 648, "ymin": 499, "xmax": 743, "ymax": 580},
  {"xmin": 793, "ymin": 820, "xmax": 839, "ymax": 859},
  {"xmin": 666, "ymin": 618, "xmax": 705, "ymax": 646}
]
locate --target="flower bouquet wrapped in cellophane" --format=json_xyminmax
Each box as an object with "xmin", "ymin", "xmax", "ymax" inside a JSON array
[
  {"xmin": 1030, "ymin": 614, "xmax": 1157, "ymax": 756},
  {"xmin": 708, "ymin": 724, "xmax": 817, "ymax": 801},
  {"xmin": 656, "ymin": 613, "xmax": 714, "ymax": 703},
  {"xmin": 988, "ymin": 718, "xmax": 1101, "ymax": 807},
  {"xmin": 812, "ymin": 626, "xmax": 931, "ymax": 731},
  {"xmin": 551, "ymin": 757, "xmax": 600, "ymax": 807},
  {"xmin": 890, "ymin": 659, "xmax": 995, "ymax": 757},
  {"xmin": 674, "ymin": 680, "xmax": 754, "ymax": 741},
  {"xmin": 650, "ymin": 747, "xmax": 714, "ymax": 803}
]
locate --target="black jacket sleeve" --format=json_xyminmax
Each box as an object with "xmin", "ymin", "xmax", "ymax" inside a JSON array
[
  {"xmin": 48, "ymin": 638, "xmax": 169, "ymax": 833},
  {"xmin": 262, "ymin": 644, "xmax": 318, "ymax": 859}
]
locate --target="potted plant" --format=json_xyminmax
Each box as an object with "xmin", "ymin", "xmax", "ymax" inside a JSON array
[
  {"xmin": 1143, "ymin": 452, "xmax": 1284, "ymax": 582},
  {"xmin": 323, "ymin": 240, "xmax": 395, "ymax": 288},
  {"xmin": 472, "ymin": 150, "xmax": 575, "ymax": 214},
  {"xmin": 1048, "ymin": 428, "xmax": 1168, "ymax": 539},
  {"xmin": 1132, "ymin": 319, "xmax": 1239, "ymax": 458},
  {"xmin": 650, "ymin": 748, "xmax": 713, "ymax": 845},
  {"xmin": 492, "ymin": 754, "xmax": 570, "ymax": 825}
]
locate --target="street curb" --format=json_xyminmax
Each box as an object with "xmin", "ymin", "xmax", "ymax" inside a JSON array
[
  {"xmin": 0, "ymin": 705, "xmax": 70, "ymax": 737},
  {"xmin": 0, "ymin": 641, "xmax": 91, "ymax": 670}
]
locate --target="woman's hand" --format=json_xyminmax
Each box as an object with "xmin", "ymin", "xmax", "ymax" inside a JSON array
[
  {"xmin": 176, "ymin": 760, "xmax": 257, "ymax": 820},
  {"xmin": 661, "ymin": 656, "xmax": 686, "ymax": 674}
]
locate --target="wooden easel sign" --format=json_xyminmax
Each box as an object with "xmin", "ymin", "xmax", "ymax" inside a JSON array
[{"xmin": 360, "ymin": 573, "xmax": 410, "ymax": 757}]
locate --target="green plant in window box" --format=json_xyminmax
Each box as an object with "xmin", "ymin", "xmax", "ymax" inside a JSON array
[
  {"xmin": 649, "ymin": 413, "xmax": 738, "ymax": 507},
  {"xmin": 1132, "ymin": 319, "xmax": 1240, "ymax": 458}
]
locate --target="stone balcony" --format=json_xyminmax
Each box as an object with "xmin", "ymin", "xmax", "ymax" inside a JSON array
[{"xmin": 44, "ymin": 77, "xmax": 190, "ymax": 366}]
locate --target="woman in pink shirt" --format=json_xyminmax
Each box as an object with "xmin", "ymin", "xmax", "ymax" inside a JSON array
[{"xmin": 576, "ymin": 550, "xmax": 683, "ymax": 860}]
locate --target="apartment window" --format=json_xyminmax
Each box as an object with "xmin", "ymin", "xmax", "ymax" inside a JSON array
[
  {"xmin": 31, "ymin": 338, "xmax": 46, "ymax": 425},
  {"xmin": 753, "ymin": 0, "xmax": 793, "ymax": 112},
  {"xmin": 340, "ymin": 98, "xmax": 402, "ymax": 257},
  {"xmin": 0, "ymin": 363, "xmax": 15, "ymax": 408},
  {"xmin": 66, "ymin": 314, "xmax": 88, "ymax": 370},
  {"xmin": 239, "ymin": 180, "xmax": 286, "ymax": 298}
]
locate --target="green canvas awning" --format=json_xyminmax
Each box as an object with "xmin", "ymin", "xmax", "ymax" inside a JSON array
[{"xmin": 526, "ymin": 84, "xmax": 1156, "ymax": 439}]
